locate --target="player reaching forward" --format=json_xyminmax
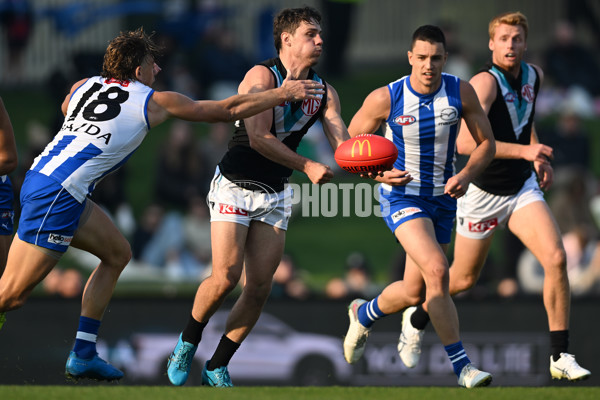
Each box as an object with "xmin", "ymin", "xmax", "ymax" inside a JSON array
[
  {"xmin": 0, "ymin": 28, "xmax": 322, "ymax": 381},
  {"xmin": 398, "ymin": 12, "xmax": 591, "ymax": 382}
]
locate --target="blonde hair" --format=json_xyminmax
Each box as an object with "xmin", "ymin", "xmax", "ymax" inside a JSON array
[{"xmin": 488, "ymin": 11, "xmax": 528, "ymax": 40}]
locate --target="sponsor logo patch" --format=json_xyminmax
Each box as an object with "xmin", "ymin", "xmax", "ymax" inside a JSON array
[
  {"xmin": 468, "ymin": 217, "xmax": 498, "ymax": 233},
  {"xmin": 48, "ymin": 233, "xmax": 73, "ymax": 246},
  {"xmin": 218, "ymin": 204, "xmax": 249, "ymax": 216},
  {"xmin": 394, "ymin": 115, "xmax": 416, "ymax": 125},
  {"xmin": 391, "ymin": 206, "xmax": 422, "ymax": 223}
]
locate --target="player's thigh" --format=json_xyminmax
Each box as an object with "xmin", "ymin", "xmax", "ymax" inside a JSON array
[
  {"xmin": 0, "ymin": 234, "xmax": 11, "ymax": 274},
  {"xmin": 0, "ymin": 235, "xmax": 59, "ymax": 300},
  {"xmin": 71, "ymin": 201, "xmax": 130, "ymax": 263},
  {"xmin": 210, "ymin": 220, "xmax": 248, "ymax": 281},
  {"xmin": 451, "ymin": 232, "xmax": 494, "ymax": 280},
  {"xmin": 508, "ymin": 200, "xmax": 563, "ymax": 266},
  {"xmin": 243, "ymin": 221, "xmax": 286, "ymax": 285},
  {"xmin": 395, "ymin": 218, "xmax": 448, "ymax": 273}
]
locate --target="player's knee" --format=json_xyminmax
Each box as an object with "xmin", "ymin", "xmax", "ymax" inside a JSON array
[
  {"xmin": 242, "ymin": 280, "xmax": 272, "ymax": 302},
  {"xmin": 454, "ymin": 273, "xmax": 478, "ymax": 293},
  {"xmin": 0, "ymin": 290, "xmax": 27, "ymax": 311},
  {"xmin": 104, "ymin": 241, "xmax": 132, "ymax": 270},
  {"xmin": 544, "ymin": 246, "xmax": 567, "ymax": 274}
]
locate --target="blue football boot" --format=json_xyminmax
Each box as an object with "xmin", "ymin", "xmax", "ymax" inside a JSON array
[
  {"xmin": 167, "ymin": 333, "xmax": 198, "ymax": 386},
  {"xmin": 65, "ymin": 351, "xmax": 124, "ymax": 381},
  {"xmin": 201, "ymin": 360, "xmax": 233, "ymax": 387}
]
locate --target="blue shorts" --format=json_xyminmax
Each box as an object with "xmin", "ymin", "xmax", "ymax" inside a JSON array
[
  {"xmin": 380, "ymin": 189, "xmax": 456, "ymax": 244},
  {"xmin": 17, "ymin": 171, "xmax": 86, "ymax": 252}
]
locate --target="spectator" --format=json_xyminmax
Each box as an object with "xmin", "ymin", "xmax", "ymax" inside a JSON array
[
  {"xmin": 543, "ymin": 20, "xmax": 600, "ymax": 97},
  {"xmin": 271, "ymin": 253, "xmax": 311, "ymax": 301},
  {"xmin": 325, "ymin": 251, "xmax": 379, "ymax": 300},
  {"xmin": 0, "ymin": 0, "xmax": 34, "ymax": 84},
  {"xmin": 154, "ymin": 120, "xmax": 211, "ymax": 211}
]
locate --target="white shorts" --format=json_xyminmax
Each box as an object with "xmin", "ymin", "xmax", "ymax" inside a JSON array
[
  {"xmin": 207, "ymin": 166, "xmax": 293, "ymax": 230},
  {"xmin": 456, "ymin": 172, "xmax": 545, "ymax": 239}
]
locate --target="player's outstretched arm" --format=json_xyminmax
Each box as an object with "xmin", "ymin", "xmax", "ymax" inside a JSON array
[
  {"xmin": 0, "ymin": 97, "xmax": 18, "ymax": 175},
  {"xmin": 148, "ymin": 73, "xmax": 324, "ymax": 127}
]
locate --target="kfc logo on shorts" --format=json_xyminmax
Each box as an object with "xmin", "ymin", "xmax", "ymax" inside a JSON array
[
  {"xmin": 0, "ymin": 211, "xmax": 12, "ymax": 219},
  {"xmin": 301, "ymin": 98, "xmax": 321, "ymax": 116},
  {"xmin": 468, "ymin": 218, "xmax": 498, "ymax": 233},
  {"xmin": 391, "ymin": 207, "xmax": 421, "ymax": 224},
  {"xmin": 48, "ymin": 233, "xmax": 73, "ymax": 246},
  {"xmin": 219, "ymin": 204, "xmax": 248, "ymax": 216}
]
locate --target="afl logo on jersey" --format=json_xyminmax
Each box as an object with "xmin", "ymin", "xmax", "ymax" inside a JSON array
[
  {"xmin": 521, "ymin": 84, "xmax": 535, "ymax": 103},
  {"xmin": 302, "ymin": 99, "xmax": 321, "ymax": 116},
  {"xmin": 504, "ymin": 92, "xmax": 516, "ymax": 103},
  {"xmin": 394, "ymin": 115, "xmax": 416, "ymax": 126}
]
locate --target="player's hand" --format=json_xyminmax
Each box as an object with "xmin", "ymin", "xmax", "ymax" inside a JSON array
[
  {"xmin": 523, "ymin": 143, "xmax": 553, "ymax": 164},
  {"xmin": 534, "ymin": 160, "xmax": 553, "ymax": 190},
  {"xmin": 373, "ymin": 168, "xmax": 412, "ymax": 186},
  {"xmin": 444, "ymin": 174, "xmax": 470, "ymax": 199},
  {"xmin": 281, "ymin": 76, "xmax": 325, "ymax": 101},
  {"xmin": 305, "ymin": 160, "xmax": 334, "ymax": 184}
]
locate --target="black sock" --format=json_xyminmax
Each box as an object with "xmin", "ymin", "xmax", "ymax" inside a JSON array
[
  {"xmin": 411, "ymin": 304, "xmax": 431, "ymax": 330},
  {"xmin": 181, "ymin": 315, "xmax": 207, "ymax": 346},
  {"xmin": 550, "ymin": 330, "xmax": 569, "ymax": 362},
  {"xmin": 207, "ymin": 335, "xmax": 240, "ymax": 370}
]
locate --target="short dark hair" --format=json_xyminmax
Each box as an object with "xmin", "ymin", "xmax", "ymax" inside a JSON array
[
  {"xmin": 101, "ymin": 27, "xmax": 163, "ymax": 81},
  {"xmin": 273, "ymin": 6, "xmax": 322, "ymax": 53},
  {"xmin": 411, "ymin": 25, "xmax": 446, "ymax": 51}
]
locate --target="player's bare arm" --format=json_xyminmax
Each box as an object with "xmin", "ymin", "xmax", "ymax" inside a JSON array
[
  {"xmin": 464, "ymin": 68, "xmax": 552, "ymax": 162},
  {"xmin": 0, "ymin": 97, "xmax": 18, "ymax": 175},
  {"xmin": 348, "ymin": 87, "xmax": 412, "ymax": 184},
  {"xmin": 148, "ymin": 74, "xmax": 323, "ymax": 127},
  {"xmin": 320, "ymin": 84, "xmax": 350, "ymax": 150},
  {"xmin": 240, "ymin": 65, "xmax": 332, "ymax": 184},
  {"xmin": 446, "ymin": 81, "xmax": 496, "ymax": 198}
]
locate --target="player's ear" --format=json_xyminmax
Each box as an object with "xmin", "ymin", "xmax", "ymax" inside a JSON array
[
  {"xmin": 407, "ymin": 51, "xmax": 413, "ymax": 66},
  {"xmin": 135, "ymin": 66, "xmax": 143, "ymax": 80},
  {"xmin": 488, "ymin": 38, "xmax": 494, "ymax": 52}
]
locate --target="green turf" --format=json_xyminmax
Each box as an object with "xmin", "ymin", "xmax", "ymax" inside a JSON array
[{"xmin": 1, "ymin": 386, "xmax": 599, "ymax": 400}]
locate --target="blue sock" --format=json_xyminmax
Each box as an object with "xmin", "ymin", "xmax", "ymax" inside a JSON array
[
  {"xmin": 357, "ymin": 296, "xmax": 386, "ymax": 328},
  {"xmin": 445, "ymin": 341, "xmax": 471, "ymax": 377},
  {"xmin": 73, "ymin": 316, "xmax": 101, "ymax": 359}
]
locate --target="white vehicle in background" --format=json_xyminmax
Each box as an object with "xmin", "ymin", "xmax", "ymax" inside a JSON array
[{"xmin": 114, "ymin": 311, "xmax": 352, "ymax": 385}]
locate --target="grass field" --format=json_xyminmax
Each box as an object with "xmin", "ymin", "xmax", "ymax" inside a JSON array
[{"xmin": 1, "ymin": 386, "xmax": 599, "ymax": 400}]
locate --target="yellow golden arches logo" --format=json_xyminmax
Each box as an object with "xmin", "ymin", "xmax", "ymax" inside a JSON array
[{"xmin": 350, "ymin": 139, "xmax": 372, "ymax": 157}]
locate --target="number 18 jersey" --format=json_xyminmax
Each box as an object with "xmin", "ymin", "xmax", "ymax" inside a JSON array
[{"xmin": 30, "ymin": 77, "xmax": 154, "ymax": 203}]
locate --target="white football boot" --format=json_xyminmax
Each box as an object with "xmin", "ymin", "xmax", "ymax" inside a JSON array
[
  {"xmin": 398, "ymin": 306, "xmax": 425, "ymax": 368},
  {"xmin": 550, "ymin": 353, "xmax": 591, "ymax": 381},
  {"xmin": 343, "ymin": 299, "xmax": 371, "ymax": 363},
  {"xmin": 458, "ymin": 363, "xmax": 492, "ymax": 388}
]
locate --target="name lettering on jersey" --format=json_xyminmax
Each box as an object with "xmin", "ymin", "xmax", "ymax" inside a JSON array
[
  {"xmin": 301, "ymin": 98, "xmax": 321, "ymax": 116},
  {"xmin": 521, "ymin": 84, "xmax": 535, "ymax": 103},
  {"xmin": 391, "ymin": 206, "xmax": 421, "ymax": 224},
  {"xmin": 218, "ymin": 204, "xmax": 249, "ymax": 216},
  {"xmin": 394, "ymin": 115, "xmax": 416, "ymax": 126},
  {"xmin": 468, "ymin": 217, "xmax": 498, "ymax": 233},
  {"xmin": 48, "ymin": 233, "xmax": 73, "ymax": 246},
  {"xmin": 60, "ymin": 122, "xmax": 112, "ymax": 145}
]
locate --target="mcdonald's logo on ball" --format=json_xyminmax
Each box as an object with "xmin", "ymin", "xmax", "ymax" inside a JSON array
[{"xmin": 335, "ymin": 134, "xmax": 398, "ymax": 174}]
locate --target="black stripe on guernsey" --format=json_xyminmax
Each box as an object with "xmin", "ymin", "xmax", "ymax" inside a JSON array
[
  {"xmin": 219, "ymin": 57, "xmax": 327, "ymax": 191},
  {"xmin": 472, "ymin": 62, "xmax": 540, "ymax": 195}
]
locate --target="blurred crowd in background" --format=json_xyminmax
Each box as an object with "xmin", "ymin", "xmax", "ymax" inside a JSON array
[{"xmin": 2, "ymin": 0, "xmax": 600, "ymax": 300}]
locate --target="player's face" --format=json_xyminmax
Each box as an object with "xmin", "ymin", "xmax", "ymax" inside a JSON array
[
  {"xmin": 286, "ymin": 20, "xmax": 323, "ymax": 67},
  {"xmin": 489, "ymin": 23, "xmax": 527, "ymax": 73},
  {"xmin": 407, "ymin": 40, "xmax": 447, "ymax": 94},
  {"xmin": 137, "ymin": 56, "xmax": 161, "ymax": 86}
]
